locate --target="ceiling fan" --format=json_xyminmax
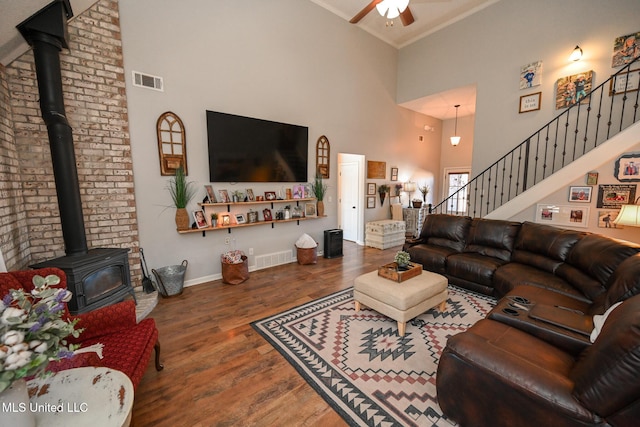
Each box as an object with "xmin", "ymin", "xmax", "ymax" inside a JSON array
[{"xmin": 350, "ymin": 0, "xmax": 415, "ymax": 26}]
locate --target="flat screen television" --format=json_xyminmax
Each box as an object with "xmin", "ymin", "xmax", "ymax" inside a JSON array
[{"xmin": 206, "ymin": 110, "xmax": 309, "ymax": 182}]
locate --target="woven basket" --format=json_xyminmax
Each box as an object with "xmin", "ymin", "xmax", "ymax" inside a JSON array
[
  {"xmin": 152, "ymin": 260, "xmax": 188, "ymax": 297},
  {"xmin": 296, "ymin": 245, "xmax": 317, "ymax": 265}
]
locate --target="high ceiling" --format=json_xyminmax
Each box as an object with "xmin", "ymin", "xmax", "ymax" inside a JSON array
[{"xmin": 0, "ymin": 0, "xmax": 489, "ymax": 120}]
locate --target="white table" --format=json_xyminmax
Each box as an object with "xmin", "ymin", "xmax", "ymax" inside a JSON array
[{"xmin": 27, "ymin": 367, "xmax": 134, "ymax": 427}]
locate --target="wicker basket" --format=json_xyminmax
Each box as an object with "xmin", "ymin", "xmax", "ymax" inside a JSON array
[
  {"xmin": 296, "ymin": 245, "xmax": 318, "ymax": 265},
  {"xmin": 152, "ymin": 260, "xmax": 188, "ymax": 297}
]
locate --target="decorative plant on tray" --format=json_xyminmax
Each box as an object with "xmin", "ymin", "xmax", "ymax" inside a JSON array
[
  {"xmin": 168, "ymin": 165, "xmax": 196, "ymax": 230},
  {"xmin": 394, "ymin": 251, "xmax": 411, "ymax": 270},
  {"xmin": 0, "ymin": 274, "xmax": 82, "ymax": 393}
]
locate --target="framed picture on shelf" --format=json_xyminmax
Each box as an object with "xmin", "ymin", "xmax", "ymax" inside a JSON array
[
  {"xmin": 293, "ymin": 185, "xmax": 305, "ymax": 199},
  {"xmin": 263, "ymin": 208, "xmax": 272, "ymax": 221},
  {"xmin": 218, "ymin": 189, "xmax": 230, "ymax": 203},
  {"xmin": 367, "ymin": 183, "xmax": 376, "ymax": 195},
  {"xmin": 221, "ymin": 214, "xmax": 231, "ymax": 226},
  {"xmin": 264, "ymin": 191, "xmax": 277, "ymax": 201},
  {"xmin": 204, "ymin": 185, "xmax": 216, "ymax": 203},
  {"xmin": 305, "ymin": 203, "xmax": 317, "ymax": 217},
  {"xmin": 193, "ymin": 210, "xmax": 207, "ymax": 229},
  {"xmin": 367, "ymin": 196, "xmax": 376, "ymax": 209},
  {"xmin": 246, "ymin": 189, "xmax": 255, "ymax": 201},
  {"xmin": 235, "ymin": 214, "xmax": 246, "ymax": 224},
  {"xmin": 535, "ymin": 204, "xmax": 590, "ymax": 228},
  {"xmin": 568, "ymin": 186, "xmax": 592, "ymax": 202}
]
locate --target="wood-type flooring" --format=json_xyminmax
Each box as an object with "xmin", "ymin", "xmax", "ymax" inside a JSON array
[{"xmin": 132, "ymin": 241, "xmax": 402, "ymax": 426}]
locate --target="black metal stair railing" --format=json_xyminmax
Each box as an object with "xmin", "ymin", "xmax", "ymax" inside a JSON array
[{"xmin": 431, "ymin": 55, "xmax": 640, "ymax": 217}]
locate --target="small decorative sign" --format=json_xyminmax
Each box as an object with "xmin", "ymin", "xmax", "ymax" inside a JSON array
[
  {"xmin": 596, "ymin": 184, "xmax": 637, "ymax": 208},
  {"xmin": 519, "ymin": 92, "xmax": 541, "ymax": 113}
]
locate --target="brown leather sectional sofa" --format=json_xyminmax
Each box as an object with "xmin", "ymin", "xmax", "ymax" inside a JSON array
[{"xmin": 403, "ymin": 214, "xmax": 640, "ymax": 427}]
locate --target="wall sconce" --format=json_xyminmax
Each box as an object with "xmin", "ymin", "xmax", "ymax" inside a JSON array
[
  {"xmin": 403, "ymin": 181, "xmax": 417, "ymax": 207},
  {"xmin": 423, "ymin": 125, "xmax": 435, "ymax": 132},
  {"xmin": 450, "ymin": 104, "xmax": 461, "ymax": 147},
  {"xmin": 569, "ymin": 45, "xmax": 583, "ymax": 62}
]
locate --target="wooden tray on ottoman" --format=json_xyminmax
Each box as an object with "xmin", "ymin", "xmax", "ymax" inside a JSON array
[{"xmin": 378, "ymin": 262, "xmax": 422, "ymax": 283}]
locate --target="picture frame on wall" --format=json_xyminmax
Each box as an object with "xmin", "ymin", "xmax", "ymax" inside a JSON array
[
  {"xmin": 598, "ymin": 210, "xmax": 622, "ymax": 229},
  {"xmin": 614, "ymin": 153, "xmax": 640, "ymax": 182},
  {"xmin": 611, "ymin": 32, "xmax": 640, "ymax": 68},
  {"xmin": 367, "ymin": 183, "xmax": 376, "ymax": 195},
  {"xmin": 535, "ymin": 204, "xmax": 590, "ymax": 228},
  {"xmin": 596, "ymin": 184, "xmax": 637, "ymax": 208},
  {"xmin": 390, "ymin": 167, "xmax": 398, "ymax": 181},
  {"xmin": 586, "ymin": 172, "xmax": 598, "ymax": 185},
  {"xmin": 520, "ymin": 60, "xmax": 542, "ymax": 89},
  {"xmin": 367, "ymin": 161, "xmax": 386, "ymax": 179},
  {"xmin": 568, "ymin": 186, "xmax": 592, "ymax": 202},
  {"xmin": 367, "ymin": 196, "xmax": 376, "ymax": 209},
  {"xmin": 555, "ymin": 71, "xmax": 594, "ymax": 110},
  {"xmin": 519, "ymin": 92, "xmax": 541, "ymax": 113},
  {"xmin": 609, "ymin": 68, "xmax": 640, "ymax": 96}
]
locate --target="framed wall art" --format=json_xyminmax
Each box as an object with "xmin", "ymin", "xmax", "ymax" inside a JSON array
[
  {"xmin": 367, "ymin": 161, "xmax": 386, "ymax": 179},
  {"xmin": 305, "ymin": 203, "xmax": 317, "ymax": 217},
  {"xmin": 555, "ymin": 71, "xmax": 594, "ymax": 110},
  {"xmin": 535, "ymin": 204, "xmax": 590, "ymax": 228},
  {"xmin": 586, "ymin": 172, "xmax": 598, "ymax": 185},
  {"xmin": 520, "ymin": 60, "xmax": 542, "ymax": 89},
  {"xmin": 598, "ymin": 210, "xmax": 622, "ymax": 229},
  {"xmin": 609, "ymin": 68, "xmax": 640, "ymax": 96},
  {"xmin": 614, "ymin": 153, "xmax": 640, "ymax": 182},
  {"xmin": 596, "ymin": 184, "xmax": 637, "ymax": 208},
  {"xmin": 568, "ymin": 186, "xmax": 592, "ymax": 202},
  {"xmin": 390, "ymin": 167, "xmax": 398, "ymax": 181},
  {"xmin": 204, "ymin": 185, "xmax": 216, "ymax": 203},
  {"xmin": 611, "ymin": 32, "xmax": 640, "ymax": 68},
  {"xmin": 519, "ymin": 92, "xmax": 541, "ymax": 113},
  {"xmin": 366, "ymin": 196, "xmax": 376, "ymax": 209},
  {"xmin": 367, "ymin": 183, "xmax": 376, "ymax": 195}
]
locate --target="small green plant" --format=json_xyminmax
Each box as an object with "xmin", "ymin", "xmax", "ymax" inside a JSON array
[
  {"xmin": 211, "ymin": 213, "xmax": 218, "ymax": 226},
  {"xmin": 378, "ymin": 184, "xmax": 390, "ymax": 194},
  {"xmin": 168, "ymin": 166, "xmax": 195, "ymax": 209},
  {"xmin": 394, "ymin": 250, "xmax": 411, "ymax": 266},
  {"xmin": 311, "ymin": 174, "xmax": 328, "ymax": 201}
]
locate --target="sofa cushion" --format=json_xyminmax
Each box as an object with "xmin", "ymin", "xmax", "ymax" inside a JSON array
[
  {"xmin": 447, "ymin": 253, "xmax": 508, "ymax": 287},
  {"xmin": 562, "ymin": 234, "xmax": 640, "ymax": 300},
  {"xmin": 493, "ymin": 263, "xmax": 589, "ymax": 301},
  {"xmin": 419, "ymin": 214, "xmax": 471, "ymax": 252},
  {"xmin": 405, "ymin": 244, "xmax": 457, "ymax": 275},
  {"xmin": 463, "ymin": 218, "xmax": 521, "ymax": 262},
  {"xmin": 600, "ymin": 253, "xmax": 640, "ymax": 311},
  {"xmin": 570, "ymin": 294, "xmax": 640, "ymax": 418},
  {"xmin": 511, "ymin": 222, "xmax": 584, "ymax": 272}
]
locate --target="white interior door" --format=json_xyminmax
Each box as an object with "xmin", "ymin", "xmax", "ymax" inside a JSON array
[{"xmin": 340, "ymin": 161, "xmax": 359, "ymax": 241}]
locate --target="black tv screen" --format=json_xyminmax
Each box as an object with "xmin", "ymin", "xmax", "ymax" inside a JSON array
[{"xmin": 206, "ymin": 111, "xmax": 309, "ymax": 183}]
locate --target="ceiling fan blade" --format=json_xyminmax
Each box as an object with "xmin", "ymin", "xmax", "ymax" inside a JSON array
[
  {"xmin": 350, "ymin": 0, "xmax": 383, "ymax": 24},
  {"xmin": 400, "ymin": 6, "xmax": 415, "ymax": 26}
]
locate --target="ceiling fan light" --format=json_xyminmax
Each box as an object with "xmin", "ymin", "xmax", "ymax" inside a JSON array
[
  {"xmin": 376, "ymin": 2, "xmax": 389, "ymax": 17},
  {"xmin": 386, "ymin": 7, "xmax": 401, "ymax": 19},
  {"xmin": 396, "ymin": 0, "xmax": 410, "ymax": 13}
]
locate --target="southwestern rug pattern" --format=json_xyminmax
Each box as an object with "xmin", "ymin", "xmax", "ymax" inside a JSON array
[{"xmin": 251, "ymin": 285, "xmax": 496, "ymax": 427}]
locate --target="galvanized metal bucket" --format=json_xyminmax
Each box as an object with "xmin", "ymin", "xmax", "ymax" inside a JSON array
[{"xmin": 152, "ymin": 260, "xmax": 188, "ymax": 297}]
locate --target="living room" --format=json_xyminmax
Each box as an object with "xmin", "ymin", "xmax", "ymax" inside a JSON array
[{"xmin": 1, "ymin": 0, "xmax": 640, "ymax": 425}]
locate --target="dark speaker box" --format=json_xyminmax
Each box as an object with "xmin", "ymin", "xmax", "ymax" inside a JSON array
[{"xmin": 324, "ymin": 229, "xmax": 343, "ymax": 258}]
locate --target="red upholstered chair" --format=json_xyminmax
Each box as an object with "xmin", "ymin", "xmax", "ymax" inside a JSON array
[{"xmin": 0, "ymin": 267, "xmax": 163, "ymax": 390}]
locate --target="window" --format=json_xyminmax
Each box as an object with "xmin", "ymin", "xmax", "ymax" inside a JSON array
[{"xmin": 445, "ymin": 170, "xmax": 470, "ymax": 214}]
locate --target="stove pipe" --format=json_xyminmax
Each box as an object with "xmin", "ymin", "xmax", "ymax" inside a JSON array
[{"xmin": 18, "ymin": 1, "xmax": 88, "ymax": 256}]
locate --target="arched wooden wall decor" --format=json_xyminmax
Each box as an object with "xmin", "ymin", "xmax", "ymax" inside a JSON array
[
  {"xmin": 157, "ymin": 111, "xmax": 188, "ymax": 176},
  {"xmin": 316, "ymin": 135, "xmax": 330, "ymax": 178}
]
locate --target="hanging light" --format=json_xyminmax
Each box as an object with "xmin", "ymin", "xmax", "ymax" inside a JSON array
[
  {"xmin": 450, "ymin": 104, "xmax": 461, "ymax": 147},
  {"xmin": 569, "ymin": 45, "xmax": 583, "ymax": 61},
  {"xmin": 376, "ymin": 0, "xmax": 410, "ymax": 20}
]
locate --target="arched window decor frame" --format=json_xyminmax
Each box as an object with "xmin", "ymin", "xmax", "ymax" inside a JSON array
[
  {"xmin": 157, "ymin": 111, "xmax": 188, "ymax": 176},
  {"xmin": 316, "ymin": 135, "xmax": 330, "ymax": 178}
]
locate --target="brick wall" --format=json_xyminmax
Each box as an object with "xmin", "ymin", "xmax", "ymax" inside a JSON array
[{"xmin": 2, "ymin": 0, "xmax": 142, "ymax": 285}]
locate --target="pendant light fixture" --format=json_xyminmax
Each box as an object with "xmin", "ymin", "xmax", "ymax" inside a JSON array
[
  {"xmin": 450, "ymin": 104, "xmax": 461, "ymax": 147},
  {"xmin": 376, "ymin": 0, "xmax": 410, "ymax": 20}
]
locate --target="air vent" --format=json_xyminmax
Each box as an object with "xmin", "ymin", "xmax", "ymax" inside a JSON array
[
  {"xmin": 255, "ymin": 250, "xmax": 293, "ymax": 270},
  {"xmin": 132, "ymin": 71, "xmax": 163, "ymax": 91}
]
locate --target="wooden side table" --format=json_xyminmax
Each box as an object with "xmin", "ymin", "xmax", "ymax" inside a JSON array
[{"xmin": 27, "ymin": 367, "xmax": 134, "ymax": 427}]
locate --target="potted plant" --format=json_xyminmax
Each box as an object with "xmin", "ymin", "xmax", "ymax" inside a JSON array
[
  {"xmin": 312, "ymin": 174, "xmax": 328, "ymax": 216},
  {"xmin": 378, "ymin": 184, "xmax": 390, "ymax": 205},
  {"xmin": 168, "ymin": 165, "xmax": 196, "ymax": 230},
  {"xmin": 210, "ymin": 212, "xmax": 219, "ymax": 227},
  {"xmin": 394, "ymin": 250, "xmax": 411, "ymax": 269}
]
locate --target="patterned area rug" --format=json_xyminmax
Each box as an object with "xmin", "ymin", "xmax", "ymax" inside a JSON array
[{"xmin": 251, "ymin": 285, "xmax": 496, "ymax": 426}]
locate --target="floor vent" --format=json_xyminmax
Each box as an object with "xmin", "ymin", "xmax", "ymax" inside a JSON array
[
  {"xmin": 255, "ymin": 250, "xmax": 293, "ymax": 270},
  {"xmin": 132, "ymin": 71, "xmax": 163, "ymax": 91}
]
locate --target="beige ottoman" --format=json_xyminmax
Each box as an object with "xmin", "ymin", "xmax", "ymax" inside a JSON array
[{"xmin": 353, "ymin": 270, "xmax": 448, "ymax": 336}]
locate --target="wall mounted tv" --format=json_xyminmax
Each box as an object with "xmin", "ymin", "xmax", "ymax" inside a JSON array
[{"xmin": 206, "ymin": 110, "xmax": 309, "ymax": 183}]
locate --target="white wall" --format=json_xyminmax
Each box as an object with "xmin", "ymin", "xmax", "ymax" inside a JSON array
[
  {"xmin": 398, "ymin": 0, "xmax": 640, "ymax": 175},
  {"xmin": 118, "ymin": 0, "xmax": 439, "ymax": 283}
]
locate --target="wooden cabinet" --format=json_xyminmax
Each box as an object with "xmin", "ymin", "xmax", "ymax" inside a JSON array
[{"xmin": 177, "ymin": 197, "xmax": 323, "ymax": 234}]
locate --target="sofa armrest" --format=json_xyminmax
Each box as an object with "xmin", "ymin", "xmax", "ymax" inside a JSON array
[
  {"xmin": 69, "ymin": 300, "xmax": 138, "ymax": 344},
  {"xmin": 404, "ymin": 238, "xmax": 425, "ymax": 247}
]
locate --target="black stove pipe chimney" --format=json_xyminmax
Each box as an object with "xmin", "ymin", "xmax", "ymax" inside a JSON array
[{"xmin": 18, "ymin": 1, "xmax": 88, "ymax": 257}]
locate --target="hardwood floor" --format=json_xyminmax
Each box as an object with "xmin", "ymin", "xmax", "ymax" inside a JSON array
[{"xmin": 132, "ymin": 241, "xmax": 402, "ymax": 426}]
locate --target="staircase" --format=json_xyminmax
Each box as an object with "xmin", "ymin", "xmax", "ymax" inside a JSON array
[{"xmin": 432, "ymin": 56, "xmax": 640, "ymax": 218}]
